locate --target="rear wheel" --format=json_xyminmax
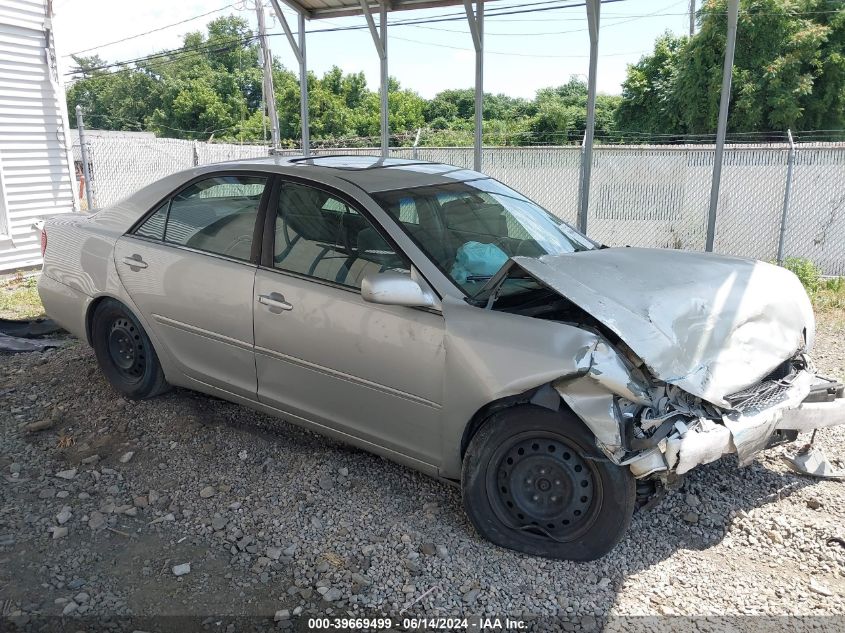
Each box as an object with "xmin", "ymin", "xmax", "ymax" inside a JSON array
[
  {"xmin": 462, "ymin": 405, "xmax": 635, "ymax": 560},
  {"xmin": 91, "ymin": 299, "xmax": 169, "ymax": 399}
]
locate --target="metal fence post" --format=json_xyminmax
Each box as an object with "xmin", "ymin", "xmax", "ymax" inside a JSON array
[
  {"xmin": 412, "ymin": 128, "xmax": 422, "ymax": 160},
  {"xmin": 776, "ymin": 129, "xmax": 796, "ymax": 265},
  {"xmin": 75, "ymin": 105, "xmax": 94, "ymax": 211}
]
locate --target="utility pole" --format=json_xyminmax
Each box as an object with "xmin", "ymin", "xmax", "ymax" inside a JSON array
[
  {"xmin": 256, "ymin": 0, "xmax": 280, "ymax": 148},
  {"xmin": 689, "ymin": 0, "xmax": 696, "ymax": 37}
]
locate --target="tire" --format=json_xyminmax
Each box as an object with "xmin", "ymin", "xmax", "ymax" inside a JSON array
[
  {"xmin": 91, "ymin": 299, "xmax": 170, "ymax": 400},
  {"xmin": 462, "ymin": 405, "xmax": 635, "ymax": 561}
]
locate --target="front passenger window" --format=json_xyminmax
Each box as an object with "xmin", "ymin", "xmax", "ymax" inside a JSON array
[
  {"xmin": 273, "ymin": 183, "xmax": 409, "ymax": 289},
  {"xmin": 163, "ymin": 175, "xmax": 266, "ymax": 261}
]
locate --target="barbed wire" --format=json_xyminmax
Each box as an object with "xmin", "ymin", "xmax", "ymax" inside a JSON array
[{"xmin": 73, "ymin": 108, "xmax": 845, "ymax": 146}]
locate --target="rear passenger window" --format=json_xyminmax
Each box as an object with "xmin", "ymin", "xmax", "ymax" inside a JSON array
[
  {"xmin": 135, "ymin": 202, "xmax": 168, "ymax": 240},
  {"xmin": 163, "ymin": 175, "xmax": 266, "ymax": 261}
]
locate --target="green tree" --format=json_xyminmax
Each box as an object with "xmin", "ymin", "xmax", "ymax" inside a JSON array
[
  {"xmin": 530, "ymin": 77, "xmax": 621, "ymax": 143},
  {"xmin": 616, "ymin": 0, "xmax": 845, "ymax": 135}
]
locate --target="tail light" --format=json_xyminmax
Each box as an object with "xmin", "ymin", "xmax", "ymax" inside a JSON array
[{"xmin": 40, "ymin": 227, "xmax": 47, "ymax": 257}]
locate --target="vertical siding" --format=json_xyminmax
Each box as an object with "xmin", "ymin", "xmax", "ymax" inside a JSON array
[{"xmin": 0, "ymin": 0, "xmax": 75, "ymax": 272}]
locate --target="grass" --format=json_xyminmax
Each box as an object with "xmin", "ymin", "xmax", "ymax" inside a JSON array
[
  {"xmin": 810, "ymin": 277, "xmax": 845, "ymax": 320},
  {"xmin": 780, "ymin": 257, "xmax": 845, "ymax": 318},
  {"xmin": 0, "ymin": 273, "xmax": 45, "ymax": 320}
]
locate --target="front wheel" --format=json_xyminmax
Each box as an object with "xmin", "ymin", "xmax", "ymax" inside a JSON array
[
  {"xmin": 462, "ymin": 405, "xmax": 635, "ymax": 560},
  {"xmin": 91, "ymin": 299, "xmax": 169, "ymax": 400}
]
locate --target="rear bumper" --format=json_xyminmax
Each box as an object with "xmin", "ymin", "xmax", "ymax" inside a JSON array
[{"xmin": 37, "ymin": 274, "xmax": 91, "ymax": 342}]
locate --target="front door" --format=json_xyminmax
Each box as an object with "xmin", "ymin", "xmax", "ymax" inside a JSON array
[
  {"xmin": 114, "ymin": 173, "xmax": 269, "ymax": 398},
  {"xmin": 253, "ymin": 180, "xmax": 445, "ymax": 464}
]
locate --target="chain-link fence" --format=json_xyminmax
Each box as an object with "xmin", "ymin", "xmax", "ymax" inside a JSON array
[
  {"xmin": 72, "ymin": 136, "xmax": 845, "ymax": 275},
  {"xmin": 72, "ymin": 135, "xmax": 271, "ymax": 210}
]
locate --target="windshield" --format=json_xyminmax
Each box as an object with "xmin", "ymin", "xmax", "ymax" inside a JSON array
[{"xmin": 372, "ymin": 178, "xmax": 594, "ymax": 295}]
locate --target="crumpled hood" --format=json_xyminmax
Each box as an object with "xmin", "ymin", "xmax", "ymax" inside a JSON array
[{"xmin": 510, "ymin": 248, "xmax": 815, "ymax": 407}]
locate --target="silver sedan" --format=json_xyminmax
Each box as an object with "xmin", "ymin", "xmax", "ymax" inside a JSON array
[{"xmin": 38, "ymin": 155, "xmax": 845, "ymax": 560}]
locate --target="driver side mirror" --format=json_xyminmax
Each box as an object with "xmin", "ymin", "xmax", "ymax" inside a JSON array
[{"xmin": 361, "ymin": 271, "xmax": 435, "ymax": 308}]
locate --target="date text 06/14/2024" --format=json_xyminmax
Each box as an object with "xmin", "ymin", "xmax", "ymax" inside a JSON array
[{"xmin": 306, "ymin": 617, "xmax": 528, "ymax": 630}]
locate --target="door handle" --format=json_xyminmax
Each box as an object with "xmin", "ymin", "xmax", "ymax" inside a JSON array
[
  {"xmin": 122, "ymin": 255, "xmax": 148, "ymax": 270},
  {"xmin": 258, "ymin": 293, "xmax": 293, "ymax": 312}
]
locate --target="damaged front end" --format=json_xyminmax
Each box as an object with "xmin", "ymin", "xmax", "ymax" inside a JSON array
[
  {"xmin": 556, "ymin": 340, "xmax": 845, "ymax": 481},
  {"xmin": 477, "ymin": 248, "xmax": 845, "ymax": 481}
]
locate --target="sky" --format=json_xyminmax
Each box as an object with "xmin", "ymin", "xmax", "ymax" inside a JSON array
[{"xmin": 52, "ymin": 0, "xmax": 694, "ymax": 99}]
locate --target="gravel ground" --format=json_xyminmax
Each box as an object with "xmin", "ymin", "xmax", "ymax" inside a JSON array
[{"xmin": 1, "ymin": 314, "xmax": 844, "ymax": 632}]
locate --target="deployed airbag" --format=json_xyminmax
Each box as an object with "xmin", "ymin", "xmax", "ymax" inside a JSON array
[{"xmin": 451, "ymin": 241, "xmax": 508, "ymax": 284}]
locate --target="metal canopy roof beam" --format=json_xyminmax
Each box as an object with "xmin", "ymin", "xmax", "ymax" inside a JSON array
[
  {"xmin": 360, "ymin": 1, "xmax": 386, "ymax": 58},
  {"xmin": 269, "ymin": 0, "xmax": 310, "ymax": 155},
  {"xmin": 577, "ymin": 0, "xmax": 600, "ymax": 234},
  {"xmin": 275, "ymin": 0, "xmax": 312, "ymax": 19},
  {"xmin": 464, "ymin": 0, "xmax": 483, "ymax": 171},
  {"xmin": 306, "ymin": 0, "xmax": 467, "ymax": 19},
  {"xmin": 270, "ymin": 0, "xmax": 303, "ymax": 64},
  {"xmin": 361, "ymin": 0, "xmax": 389, "ymax": 157}
]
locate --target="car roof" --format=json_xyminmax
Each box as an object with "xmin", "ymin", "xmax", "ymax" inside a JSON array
[{"xmin": 210, "ymin": 155, "xmax": 489, "ymax": 193}]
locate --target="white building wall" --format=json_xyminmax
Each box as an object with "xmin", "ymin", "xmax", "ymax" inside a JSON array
[{"xmin": 0, "ymin": 0, "xmax": 75, "ymax": 272}]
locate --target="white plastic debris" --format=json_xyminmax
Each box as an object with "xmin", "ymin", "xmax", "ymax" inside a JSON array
[{"xmin": 785, "ymin": 445, "xmax": 845, "ymax": 480}]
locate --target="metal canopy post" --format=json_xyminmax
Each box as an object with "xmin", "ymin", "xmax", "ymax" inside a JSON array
[
  {"xmin": 380, "ymin": 2, "xmax": 388, "ymax": 156},
  {"xmin": 464, "ymin": 0, "xmax": 484, "ymax": 171},
  {"xmin": 269, "ymin": 0, "xmax": 310, "ymax": 155},
  {"xmin": 705, "ymin": 0, "xmax": 739, "ymax": 252},
  {"xmin": 577, "ymin": 0, "xmax": 600, "ymax": 234},
  {"xmin": 299, "ymin": 13, "xmax": 310, "ymax": 155},
  {"xmin": 361, "ymin": 1, "xmax": 389, "ymax": 157}
]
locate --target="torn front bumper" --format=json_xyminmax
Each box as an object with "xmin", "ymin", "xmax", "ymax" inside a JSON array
[
  {"xmin": 628, "ymin": 372, "xmax": 845, "ymax": 478},
  {"xmin": 776, "ymin": 375, "xmax": 845, "ymax": 432}
]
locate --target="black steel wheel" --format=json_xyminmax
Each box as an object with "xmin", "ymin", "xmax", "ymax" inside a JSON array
[
  {"xmin": 106, "ymin": 316, "xmax": 146, "ymax": 381},
  {"xmin": 91, "ymin": 299, "xmax": 169, "ymax": 399},
  {"xmin": 489, "ymin": 433, "xmax": 600, "ymax": 542},
  {"xmin": 462, "ymin": 405, "xmax": 635, "ymax": 560}
]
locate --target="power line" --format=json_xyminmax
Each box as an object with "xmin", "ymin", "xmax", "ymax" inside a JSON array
[
  {"xmin": 66, "ymin": 0, "xmax": 627, "ymax": 66},
  {"xmin": 389, "ymin": 33, "xmax": 648, "ymax": 57},
  {"xmin": 65, "ymin": 3, "xmax": 238, "ymax": 57},
  {"xmin": 406, "ymin": 0, "xmax": 686, "ymax": 35},
  {"xmin": 66, "ymin": 0, "xmax": 621, "ymax": 75},
  {"xmin": 74, "ymin": 0, "xmax": 836, "ymax": 77},
  {"xmin": 66, "ymin": 35, "xmax": 259, "ymax": 76},
  {"xmin": 64, "ymin": 0, "xmax": 595, "ymax": 60}
]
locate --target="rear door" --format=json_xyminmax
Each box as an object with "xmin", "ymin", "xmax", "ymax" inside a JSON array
[
  {"xmin": 114, "ymin": 172, "xmax": 270, "ymax": 398},
  {"xmin": 252, "ymin": 179, "xmax": 446, "ymax": 464}
]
